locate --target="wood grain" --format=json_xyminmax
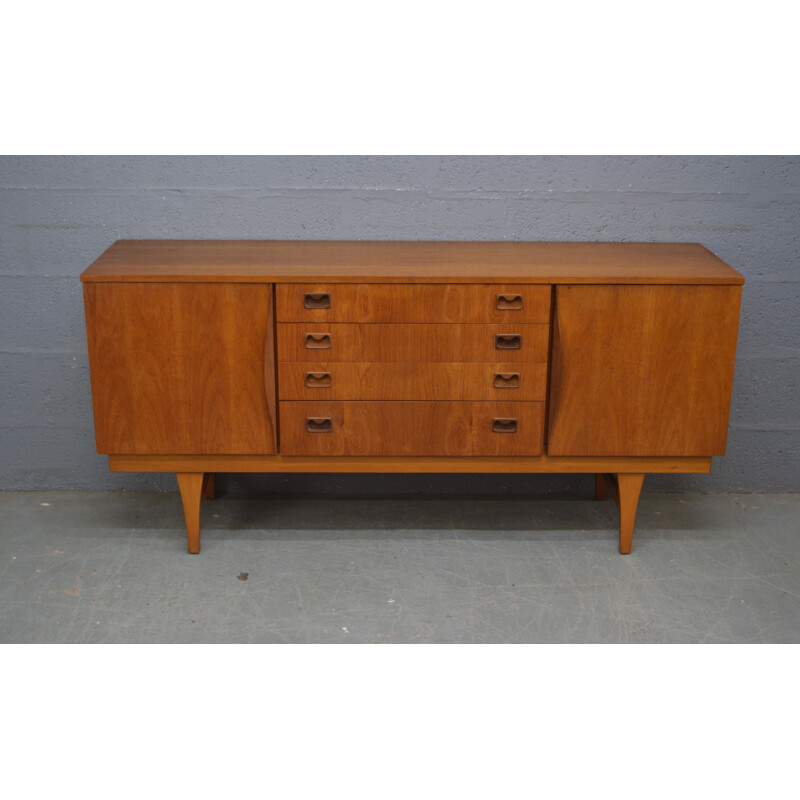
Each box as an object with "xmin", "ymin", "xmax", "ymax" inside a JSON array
[
  {"xmin": 278, "ymin": 362, "xmax": 548, "ymax": 401},
  {"xmin": 109, "ymin": 454, "xmax": 712, "ymax": 473},
  {"xmin": 279, "ymin": 401, "xmax": 545, "ymax": 456},
  {"xmin": 275, "ymin": 283, "xmax": 552, "ymax": 322},
  {"xmin": 264, "ymin": 289, "xmax": 278, "ymax": 453},
  {"xmin": 277, "ymin": 323, "xmax": 550, "ymax": 363},
  {"xmin": 603, "ymin": 473, "xmax": 645, "ymax": 554},
  {"xmin": 80, "ymin": 240, "xmax": 745, "ymax": 285},
  {"xmin": 547, "ymin": 285, "xmax": 742, "ymax": 456},
  {"xmin": 84, "ymin": 283, "xmax": 276, "ymax": 455},
  {"xmin": 177, "ymin": 472, "xmax": 205, "ymax": 554}
]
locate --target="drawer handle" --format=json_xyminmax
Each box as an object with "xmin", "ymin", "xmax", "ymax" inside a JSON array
[
  {"xmin": 305, "ymin": 371, "xmax": 332, "ymax": 388},
  {"xmin": 307, "ymin": 417, "xmax": 332, "ymax": 433},
  {"xmin": 304, "ymin": 292, "xmax": 331, "ymax": 309},
  {"xmin": 495, "ymin": 334, "xmax": 521, "ymax": 350},
  {"xmin": 305, "ymin": 333, "xmax": 332, "ymax": 349},
  {"xmin": 494, "ymin": 372, "xmax": 520, "ymax": 388},
  {"xmin": 496, "ymin": 293, "xmax": 523, "ymax": 311},
  {"xmin": 492, "ymin": 418, "xmax": 518, "ymax": 434}
]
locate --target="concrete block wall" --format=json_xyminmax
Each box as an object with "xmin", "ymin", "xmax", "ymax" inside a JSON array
[{"xmin": 1, "ymin": 155, "xmax": 797, "ymax": 494}]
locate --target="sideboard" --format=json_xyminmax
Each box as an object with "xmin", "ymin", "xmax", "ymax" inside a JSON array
[{"xmin": 80, "ymin": 241, "xmax": 744, "ymax": 554}]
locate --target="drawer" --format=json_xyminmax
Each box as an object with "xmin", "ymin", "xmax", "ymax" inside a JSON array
[
  {"xmin": 278, "ymin": 362, "xmax": 548, "ymax": 401},
  {"xmin": 279, "ymin": 401, "xmax": 545, "ymax": 456},
  {"xmin": 277, "ymin": 323, "xmax": 550, "ymax": 363},
  {"xmin": 276, "ymin": 284, "xmax": 551, "ymax": 323}
]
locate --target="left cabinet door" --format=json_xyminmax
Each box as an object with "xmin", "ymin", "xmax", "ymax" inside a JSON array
[{"xmin": 83, "ymin": 283, "xmax": 276, "ymax": 454}]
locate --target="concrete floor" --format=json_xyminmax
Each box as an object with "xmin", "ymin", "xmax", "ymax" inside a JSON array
[{"xmin": 0, "ymin": 490, "xmax": 798, "ymax": 643}]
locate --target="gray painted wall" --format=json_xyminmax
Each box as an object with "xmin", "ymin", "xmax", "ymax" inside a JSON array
[{"xmin": 1, "ymin": 155, "xmax": 797, "ymax": 495}]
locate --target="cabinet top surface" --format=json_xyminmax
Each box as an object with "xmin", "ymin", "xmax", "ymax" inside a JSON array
[{"xmin": 80, "ymin": 240, "xmax": 744, "ymax": 284}]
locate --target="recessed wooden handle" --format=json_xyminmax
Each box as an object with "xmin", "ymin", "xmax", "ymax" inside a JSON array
[
  {"xmin": 305, "ymin": 371, "xmax": 332, "ymax": 388},
  {"xmin": 492, "ymin": 418, "xmax": 518, "ymax": 434},
  {"xmin": 305, "ymin": 333, "xmax": 332, "ymax": 349},
  {"xmin": 307, "ymin": 417, "xmax": 332, "ymax": 433},
  {"xmin": 304, "ymin": 292, "xmax": 331, "ymax": 309},
  {"xmin": 496, "ymin": 293, "xmax": 523, "ymax": 310},
  {"xmin": 495, "ymin": 334, "xmax": 521, "ymax": 350},
  {"xmin": 494, "ymin": 372, "xmax": 520, "ymax": 388}
]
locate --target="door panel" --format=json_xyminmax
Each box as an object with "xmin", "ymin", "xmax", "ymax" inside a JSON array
[
  {"xmin": 547, "ymin": 285, "xmax": 741, "ymax": 456},
  {"xmin": 84, "ymin": 283, "xmax": 275, "ymax": 454}
]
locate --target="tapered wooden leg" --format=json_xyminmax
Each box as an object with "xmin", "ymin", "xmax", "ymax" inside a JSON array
[
  {"xmin": 177, "ymin": 472, "xmax": 205, "ymax": 554},
  {"xmin": 203, "ymin": 472, "xmax": 216, "ymax": 500},
  {"xmin": 595, "ymin": 473, "xmax": 607, "ymax": 500},
  {"xmin": 599, "ymin": 473, "xmax": 645, "ymax": 553},
  {"xmin": 615, "ymin": 473, "xmax": 645, "ymax": 555}
]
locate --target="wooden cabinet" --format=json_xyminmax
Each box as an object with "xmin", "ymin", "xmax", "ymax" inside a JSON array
[{"xmin": 81, "ymin": 241, "xmax": 744, "ymax": 554}]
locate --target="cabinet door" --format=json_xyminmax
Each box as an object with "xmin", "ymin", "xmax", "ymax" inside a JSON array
[
  {"xmin": 547, "ymin": 285, "xmax": 741, "ymax": 456},
  {"xmin": 84, "ymin": 283, "xmax": 276, "ymax": 454}
]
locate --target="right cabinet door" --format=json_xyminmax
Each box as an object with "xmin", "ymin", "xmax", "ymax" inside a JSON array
[{"xmin": 547, "ymin": 285, "xmax": 742, "ymax": 456}]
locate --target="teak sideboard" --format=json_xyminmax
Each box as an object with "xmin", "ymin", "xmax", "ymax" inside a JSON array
[{"xmin": 80, "ymin": 241, "xmax": 744, "ymax": 554}]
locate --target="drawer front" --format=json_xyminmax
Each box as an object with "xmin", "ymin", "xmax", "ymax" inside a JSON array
[
  {"xmin": 277, "ymin": 323, "xmax": 550, "ymax": 363},
  {"xmin": 276, "ymin": 284, "xmax": 551, "ymax": 323},
  {"xmin": 280, "ymin": 401, "xmax": 545, "ymax": 456},
  {"xmin": 279, "ymin": 362, "xmax": 548, "ymax": 401}
]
